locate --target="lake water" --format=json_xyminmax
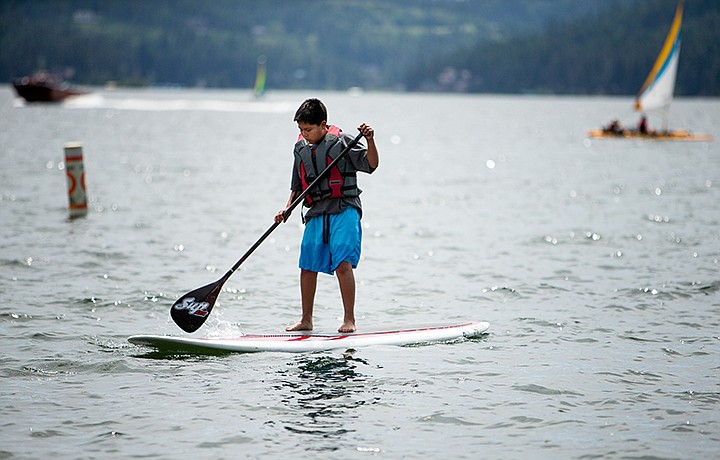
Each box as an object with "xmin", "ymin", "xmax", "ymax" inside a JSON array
[{"xmin": 1, "ymin": 86, "xmax": 718, "ymax": 459}]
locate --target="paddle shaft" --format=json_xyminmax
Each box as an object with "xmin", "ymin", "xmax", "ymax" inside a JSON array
[
  {"xmin": 220, "ymin": 130, "xmax": 364, "ymax": 282},
  {"xmin": 171, "ymin": 129, "xmax": 364, "ymax": 332}
]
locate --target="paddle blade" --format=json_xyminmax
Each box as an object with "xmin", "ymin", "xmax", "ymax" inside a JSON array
[{"xmin": 170, "ymin": 280, "xmax": 223, "ymax": 333}]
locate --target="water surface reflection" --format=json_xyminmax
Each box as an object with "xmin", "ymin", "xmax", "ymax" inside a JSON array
[{"xmin": 274, "ymin": 351, "xmax": 379, "ymax": 443}]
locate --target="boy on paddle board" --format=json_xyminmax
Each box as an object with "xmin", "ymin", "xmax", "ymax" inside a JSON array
[{"xmin": 274, "ymin": 98, "xmax": 378, "ymax": 333}]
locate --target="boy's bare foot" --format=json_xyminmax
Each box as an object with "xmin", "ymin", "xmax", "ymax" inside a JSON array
[
  {"xmin": 338, "ymin": 321, "xmax": 356, "ymax": 333},
  {"xmin": 285, "ymin": 321, "xmax": 313, "ymax": 332}
]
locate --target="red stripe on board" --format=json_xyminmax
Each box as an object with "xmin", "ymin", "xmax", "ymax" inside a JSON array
[{"xmin": 219, "ymin": 323, "xmax": 479, "ymax": 341}]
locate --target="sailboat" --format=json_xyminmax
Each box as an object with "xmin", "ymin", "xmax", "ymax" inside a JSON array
[
  {"xmin": 589, "ymin": 1, "xmax": 712, "ymax": 141},
  {"xmin": 252, "ymin": 55, "xmax": 267, "ymax": 98}
]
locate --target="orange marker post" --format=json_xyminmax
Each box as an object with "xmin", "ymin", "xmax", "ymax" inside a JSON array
[{"xmin": 64, "ymin": 142, "xmax": 88, "ymax": 218}]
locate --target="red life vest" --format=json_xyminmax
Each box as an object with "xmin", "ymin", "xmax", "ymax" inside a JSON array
[{"xmin": 295, "ymin": 125, "xmax": 359, "ymax": 206}]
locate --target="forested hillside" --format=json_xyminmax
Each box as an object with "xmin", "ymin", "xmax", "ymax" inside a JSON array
[
  {"xmin": 406, "ymin": 0, "xmax": 720, "ymax": 95},
  {"xmin": 1, "ymin": 0, "xmax": 718, "ymax": 95}
]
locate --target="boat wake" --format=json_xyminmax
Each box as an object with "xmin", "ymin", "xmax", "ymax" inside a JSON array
[{"xmin": 64, "ymin": 94, "xmax": 294, "ymax": 114}]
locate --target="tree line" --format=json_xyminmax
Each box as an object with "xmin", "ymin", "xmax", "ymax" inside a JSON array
[
  {"xmin": 1, "ymin": 0, "xmax": 718, "ymax": 95},
  {"xmin": 406, "ymin": 0, "xmax": 720, "ymax": 96}
]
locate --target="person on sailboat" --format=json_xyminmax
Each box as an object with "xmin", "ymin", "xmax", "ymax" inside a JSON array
[
  {"xmin": 638, "ymin": 115, "xmax": 649, "ymax": 134},
  {"xmin": 604, "ymin": 118, "xmax": 624, "ymax": 135}
]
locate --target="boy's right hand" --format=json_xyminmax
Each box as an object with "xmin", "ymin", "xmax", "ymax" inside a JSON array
[{"xmin": 274, "ymin": 209, "xmax": 289, "ymax": 223}]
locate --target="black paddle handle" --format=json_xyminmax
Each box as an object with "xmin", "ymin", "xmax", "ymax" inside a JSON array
[{"xmin": 223, "ymin": 130, "xmax": 364, "ymax": 279}]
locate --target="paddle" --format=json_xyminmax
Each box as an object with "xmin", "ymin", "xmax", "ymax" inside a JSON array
[{"xmin": 170, "ymin": 130, "xmax": 364, "ymax": 333}]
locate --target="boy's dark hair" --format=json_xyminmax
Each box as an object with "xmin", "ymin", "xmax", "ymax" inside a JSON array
[{"xmin": 294, "ymin": 98, "xmax": 327, "ymax": 125}]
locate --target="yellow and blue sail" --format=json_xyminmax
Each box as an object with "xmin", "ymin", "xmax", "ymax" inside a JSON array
[{"xmin": 634, "ymin": 1, "xmax": 683, "ymax": 115}]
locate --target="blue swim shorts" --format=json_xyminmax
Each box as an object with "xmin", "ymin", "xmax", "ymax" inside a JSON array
[{"xmin": 299, "ymin": 206, "xmax": 362, "ymax": 275}]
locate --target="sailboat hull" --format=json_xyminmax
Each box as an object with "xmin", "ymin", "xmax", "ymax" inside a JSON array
[{"xmin": 587, "ymin": 129, "xmax": 712, "ymax": 142}]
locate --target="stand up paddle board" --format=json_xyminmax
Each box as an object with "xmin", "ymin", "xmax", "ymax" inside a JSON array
[{"xmin": 128, "ymin": 321, "xmax": 489, "ymax": 354}]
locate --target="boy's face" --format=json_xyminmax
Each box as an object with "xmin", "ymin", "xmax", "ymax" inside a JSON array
[{"xmin": 297, "ymin": 121, "xmax": 327, "ymax": 145}]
